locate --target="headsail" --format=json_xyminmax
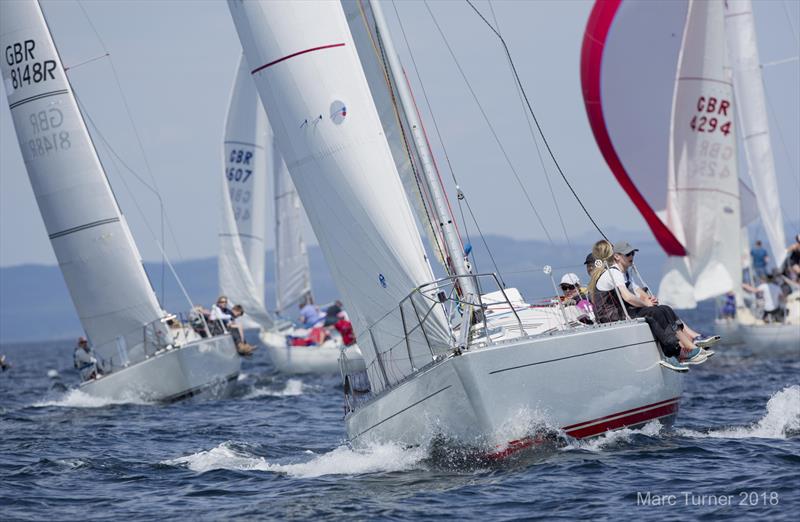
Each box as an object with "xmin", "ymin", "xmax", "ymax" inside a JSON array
[
  {"xmin": 219, "ymin": 54, "xmax": 273, "ymax": 329},
  {"xmin": 582, "ymin": 0, "xmax": 742, "ymax": 308},
  {"xmin": 273, "ymin": 137, "xmax": 312, "ymax": 315},
  {"xmin": 0, "ymin": 1, "xmax": 165, "ymax": 365},
  {"xmin": 227, "ymin": 0, "xmax": 452, "ymax": 392},
  {"xmin": 725, "ymin": 0, "xmax": 787, "ymax": 267}
]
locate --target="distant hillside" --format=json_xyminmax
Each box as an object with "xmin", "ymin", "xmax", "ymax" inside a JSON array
[{"xmin": 0, "ymin": 236, "xmax": 666, "ymax": 343}]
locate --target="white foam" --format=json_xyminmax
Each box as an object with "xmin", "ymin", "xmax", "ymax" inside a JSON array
[
  {"xmin": 244, "ymin": 378, "xmax": 305, "ymax": 399},
  {"xmin": 565, "ymin": 420, "xmax": 664, "ymax": 452},
  {"xmin": 678, "ymin": 385, "xmax": 800, "ymax": 440},
  {"xmin": 163, "ymin": 441, "xmax": 425, "ymax": 478},
  {"xmin": 32, "ymin": 388, "xmax": 149, "ymax": 408},
  {"xmin": 46, "ymin": 369, "xmax": 59, "ymax": 379}
]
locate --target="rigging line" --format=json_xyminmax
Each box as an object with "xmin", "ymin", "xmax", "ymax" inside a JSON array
[
  {"xmin": 77, "ymin": 96, "xmax": 194, "ymax": 308},
  {"xmin": 391, "ymin": 0, "xmax": 505, "ymax": 282},
  {"xmin": 421, "ymin": 0, "xmax": 554, "ymax": 245},
  {"xmin": 461, "ymin": 192, "xmax": 507, "ymax": 288},
  {"xmin": 76, "ymin": 1, "xmax": 183, "ymax": 301},
  {"xmin": 83, "ymin": 105, "xmax": 193, "ymax": 310},
  {"xmin": 782, "ymin": 0, "xmax": 799, "ymax": 48},
  {"xmin": 465, "ymin": 0, "xmax": 608, "ymax": 242},
  {"xmin": 359, "ymin": 1, "xmax": 449, "ymax": 269},
  {"xmin": 455, "ymin": 197, "xmax": 480, "ymax": 275},
  {"xmin": 487, "ymin": 0, "xmax": 572, "ymax": 248}
]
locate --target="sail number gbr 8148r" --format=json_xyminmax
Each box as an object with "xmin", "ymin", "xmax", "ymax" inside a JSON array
[
  {"xmin": 5, "ymin": 39, "xmax": 57, "ymax": 89},
  {"xmin": 689, "ymin": 96, "xmax": 732, "ymax": 136}
]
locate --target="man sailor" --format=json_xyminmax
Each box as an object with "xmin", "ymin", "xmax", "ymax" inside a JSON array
[{"xmin": 73, "ymin": 336, "xmax": 100, "ymax": 381}]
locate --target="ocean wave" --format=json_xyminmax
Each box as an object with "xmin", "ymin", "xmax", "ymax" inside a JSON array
[
  {"xmin": 565, "ymin": 420, "xmax": 664, "ymax": 452},
  {"xmin": 678, "ymin": 385, "xmax": 800, "ymax": 439},
  {"xmin": 31, "ymin": 388, "xmax": 149, "ymax": 408},
  {"xmin": 163, "ymin": 441, "xmax": 425, "ymax": 478},
  {"xmin": 243, "ymin": 378, "xmax": 305, "ymax": 399}
]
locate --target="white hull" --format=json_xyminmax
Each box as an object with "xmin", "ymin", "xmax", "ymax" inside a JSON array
[
  {"xmin": 346, "ymin": 321, "xmax": 683, "ymax": 450},
  {"xmin": 717, "ymin": 292, "xmax": 800, "ymax": 352},
  {"xmin": 79, "ymin": 335, "xmax": 241, "ymax": 402},
  {"xmin": 260, "ymin": 328, "xmax": 365, "ymax": 375}
]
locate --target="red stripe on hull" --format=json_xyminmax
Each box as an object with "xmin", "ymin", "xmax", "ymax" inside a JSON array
[
  {"xmin": 565, "ymin": 402, "xmax": 679, "ymax": 439},
  {"xmin": 486, "ymin": 398, "xmax": 680, "ymax": 460},
  {"xmin": 252, "ymin": 43, "xmax": 346, "ymax": 74}
]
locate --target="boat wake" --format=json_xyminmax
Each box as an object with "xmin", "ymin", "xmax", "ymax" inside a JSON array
[
  {"xmin": 678, "ymin": 385, "xmax": 800, "ymax": 439},
  {"xmin": 563, "ymin": 420, "xmax": 665, "ymax": 453},
  {"xmin": 243, "ymin": 378, "xmax": 306, "ymax": 399},
  {"xmin": 31, "ymin": 388, "xmax": 150, "ymax": 408},
  {"xmin": 162, "ymin": 440, "xmax": 425, "ymax": 478}
]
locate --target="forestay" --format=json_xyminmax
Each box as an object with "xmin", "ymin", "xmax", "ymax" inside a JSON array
[
  {"xmin": 0, "ymin": 1, "xmax": 166, "ymax": 365},
  {"xmin": 219, "ymin": 54, "xmax": 272, "ymax": 329},
  {"xmin": 724, "ymin": 0, "xmax": 787, "ymax": 267},
  {"xmin": 227, "ymin": 0, "xmax": 452, "ymax": 392},
  {"xmin": 342, "ymin": 0, "xmax": 447, "ymax": 269}
]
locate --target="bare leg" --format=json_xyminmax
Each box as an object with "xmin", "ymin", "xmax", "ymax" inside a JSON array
[{"xmin": 676, "ymin": 329, "xmax": 696, "ymax": 352}]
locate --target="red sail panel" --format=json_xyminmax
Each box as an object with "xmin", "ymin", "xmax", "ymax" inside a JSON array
[{"xmin": 581, "ymin": 0, "xmax": 688, "ymax": 256}]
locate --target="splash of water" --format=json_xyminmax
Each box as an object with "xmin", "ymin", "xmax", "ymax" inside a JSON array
[
  {"xmin": 243, "ymin": 378, "xmax": 305, "ymax": 399},
  {"xmin": 31, "ymin": 388, "xmax": 149, "ymax": 408},
  {"xmin": 163, "ymin": 441, "xmax": 425, "ymax": 478},
  {"xmin": 564, "ymin": 420, "xmax": 664, "ymax": 452},
  {"xmin": 678, "ymin": 385, "xmax": 800, "ymax": 439}
]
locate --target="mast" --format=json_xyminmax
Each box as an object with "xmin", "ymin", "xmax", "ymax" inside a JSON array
[{"xmin": 368, "ymin": 0, "xmax": 480, "ymax": 304}]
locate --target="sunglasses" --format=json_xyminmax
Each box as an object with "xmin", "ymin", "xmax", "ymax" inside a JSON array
[
  {"xmin": 625, "ymin": 253, "xmax": 636, "ymax": 258},
  {"xmin": 560, "ymin": 284, "xmax": 576, "ymax": 291}
]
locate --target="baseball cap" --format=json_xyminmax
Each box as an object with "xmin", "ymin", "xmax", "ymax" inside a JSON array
[
  {"xmin": 613, "ymin": 241, "xmax": 639, "ymax": 255},
  {"xmin": 560, "ymin": 273, "xmax": 581, "ymax": 286},
  {"xmin": 584, "ymin": 253, "xmax": 595, "ymax": 266}
]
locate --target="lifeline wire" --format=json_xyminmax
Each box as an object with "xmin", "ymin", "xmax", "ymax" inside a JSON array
[{"xmin": 465, "ymin": 0, "xmax": 608, "ymax": 242}]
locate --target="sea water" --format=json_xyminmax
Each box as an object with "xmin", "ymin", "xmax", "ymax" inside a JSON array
[{"xmin": 1, "ymin": 306, "xmax": 798, "ymax": 520}]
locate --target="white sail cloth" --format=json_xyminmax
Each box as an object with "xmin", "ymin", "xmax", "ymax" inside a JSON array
[
  {"xmin": 0, "ymin": 1, "xmax": 165, "ymax": 365},
  {"xmin": 659, "ymin": 0, "xmax": 742, "ymax": 308},
  {"xmin": 227, "ymin": 0, "xmax": 452, "ymax": 392},
  {"xmin": 724, "ymin": 0, "xmax": 787, "ymax": 267},
  {"xmin": 273, "ymin": 139, "xmax": 311, "ymax": 315},
  {"xmin": 219, "ymin": 54, "xmax": 272, "ymax": 329}
]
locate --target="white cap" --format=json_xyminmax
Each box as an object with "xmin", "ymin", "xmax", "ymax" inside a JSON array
[{"xmin": 560, "ymin": 273, "xmax": 580, "ymax": 286}]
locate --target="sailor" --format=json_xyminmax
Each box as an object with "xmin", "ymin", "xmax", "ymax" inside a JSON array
[
  {"xmin": 560, "ymin": 272, "xmax": 593, "ymax": 320},
  {"xmin": 73, "ymin": 336, "xmax": 99, "ymax": 381},
  {"xmin": 583, "ymin": 253, "xmax": 596, "ymax": 278},
  {"xmin": 298, "ymin": 298, "xmax": 325, "ymax": 328},
  {"xmin": 588, "ymin": 240, "xmax": 713, "ymax": 371},
  {"xmin": 750, "ymin": 240, "xmax": 770, "ymax": 280},
  {"xmin": 210, "ymin": 296, "xmax": 234, "ymax": 335},
  {"xmin": 744, "ymin": 275, "xmax": 784, "ymax": 323}
]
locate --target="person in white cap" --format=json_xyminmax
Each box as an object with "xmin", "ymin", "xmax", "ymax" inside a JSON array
[{"xmin": 560, "ymin": 272, "xmax": 594, "ymax": 321}]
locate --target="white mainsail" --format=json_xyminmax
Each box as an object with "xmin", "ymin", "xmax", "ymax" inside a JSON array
[
  {"xmin": 273, "ymin": 138, "xmax": 312, "ymax": 315},
  {"xmin": 227, "ymin": 0, "xmax": 452, "ymax": 392},
  {"xmin": 724, "ymin": 0, "xmax": 787, "ymax": 267},
  {"xmin": 0, "ymin": 1, "xmax": 167, "ymax": 365},
  {"xmin": 219, "ymin": 54, "xmax": 272, "ymax": 329},
  {"xmin": 658, "ymin": 0, "xmax": 742, "ymax": 308}
]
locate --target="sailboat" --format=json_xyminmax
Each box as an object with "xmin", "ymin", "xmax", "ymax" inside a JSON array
[
  {"xmin": 0, "ymin": 1, "xmax": 242, "ymax": 402},
  {"xmin": 581, "ymin": 0, "xmax": 799, "ymax": 351},
  {"xmin": 219, "ymin": 55, "xmax": 364, "ymax": 374},
  {"xmin": 227, "ymin": 0, "xmax": 685, "ymax": 452}
]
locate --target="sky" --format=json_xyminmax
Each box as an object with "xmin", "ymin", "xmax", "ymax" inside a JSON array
[{"xmin": 1, "ymin": 0, "xmax": 798, "ymax": 268}]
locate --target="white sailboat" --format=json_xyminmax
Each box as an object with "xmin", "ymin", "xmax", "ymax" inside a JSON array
[
  {"xmin": 581, "ymin": 0, "xmax": 799, "ymax": 352},
  {"xmin": 219, "ymin": 55, "xmax": 364, "ymax": 374},
  {"xmin": 228, "ymin": 0, "xmax": 684, "ymax": 453},
  {"xmin": 0, "ymin": 1, "xmax": 242, "ymax": 402}
]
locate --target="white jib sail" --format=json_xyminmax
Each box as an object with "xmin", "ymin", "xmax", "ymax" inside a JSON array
[
  {"xmin": 219, "ymin": 54, "xmax": 273, "ymax": 329},
  {"xmin": 273, "ymin": 136, "xmax": 312, "ymax": 315},
  {"xmin": 0, "ymin": 1, "xmax": 167, "ymax": 366},
  {"xmin": 227, "ymin": 0, "xmax": 452, "ymax": 392},
  {"xmin": 724, "ymin": 0, "xmax": 787, "ymax": 267},
  {"xmin": 659, "ymin": 0, "xmax": 743, "ymax": 308}
]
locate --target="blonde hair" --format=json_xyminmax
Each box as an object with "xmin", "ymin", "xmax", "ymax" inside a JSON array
[{"xmin": 588, "ymin": 240, "xmax": 614, "ymax": 298}]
